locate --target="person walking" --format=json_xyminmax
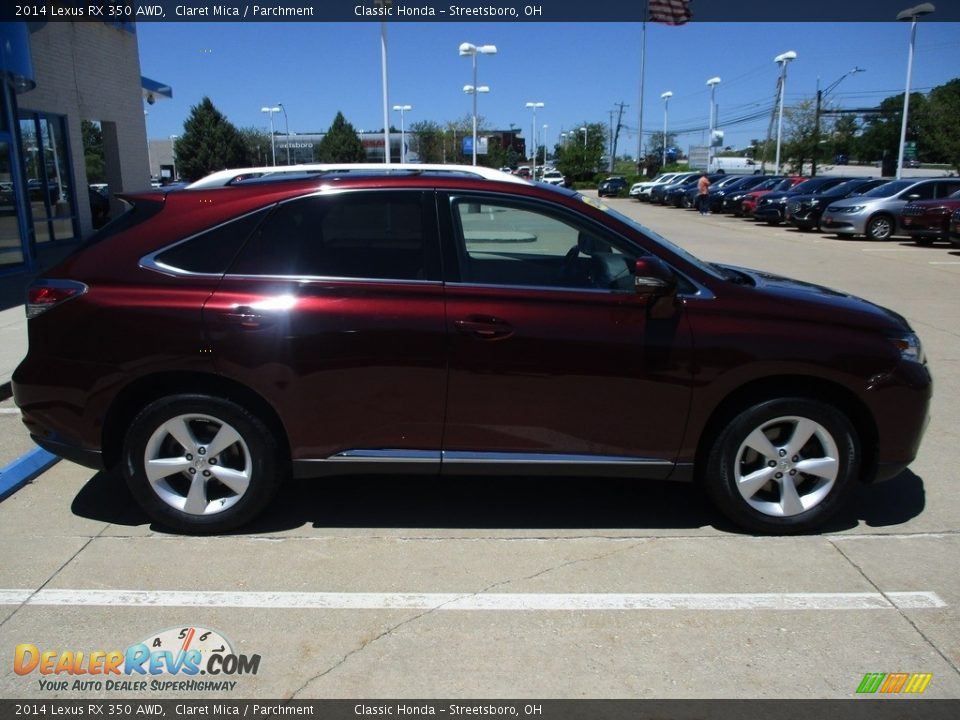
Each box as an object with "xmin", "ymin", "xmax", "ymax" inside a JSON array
[{"xmin": 697, "ymin": 171, "xmax": 711, "ymax": 215}]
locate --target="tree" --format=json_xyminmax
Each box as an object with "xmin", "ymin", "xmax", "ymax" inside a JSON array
[
  {"xmin": 314, "ymin": 112, "xmax": 366, "ymax": 163},
  {"xmin": 409, "ymin": 120, "xmax": 444, "ymax": 163},
  {"xmin": 237, "ymin": 127, "xmax": 273, "ymax": 167},
  {"xmin": 781, "ymin": 99, "xmax": 819, "ymax": 174},
  {"xmin": 554, "ymin": 122, "xmax": 606, "ymax": 181},
  {"xmin": 81, "ymin": 120, "xmax": 106, "ymax": 183},
  {"xmin": 175, "ymin": 97, "xmax": 250, "ymax": 181},
  {"xmin": 854, "ymin": 92, "xmax": 925, "ymax": 165},
  {"xmin": 918, "ymin": 79, "xmax": 960, "ymax": 173}
]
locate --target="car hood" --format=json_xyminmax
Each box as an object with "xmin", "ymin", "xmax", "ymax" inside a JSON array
[
  {"xmin": 722, "ymin": 265, "xmax": 910, "ymax": 333},
  {"xmin": 825, "ymin": 196, "xmax": 901, "ymax": 210}
]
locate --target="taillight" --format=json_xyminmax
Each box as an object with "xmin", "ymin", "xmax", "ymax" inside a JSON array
[{"xmin": 26, "ymin": 280, "xmax": 88, "ymax": 319}]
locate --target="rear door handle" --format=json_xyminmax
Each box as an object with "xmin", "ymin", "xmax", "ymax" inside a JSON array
[{"xmin": 454, "ymin": 317, "xmax": 513, "ymax": 340}]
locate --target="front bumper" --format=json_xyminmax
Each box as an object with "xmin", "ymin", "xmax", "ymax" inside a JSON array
[{"xmin": 821, "ymin": 214, "xmax": 866, "ymax": 235}]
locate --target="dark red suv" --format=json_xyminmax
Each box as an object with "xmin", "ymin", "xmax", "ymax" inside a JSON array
[{"xmin": 13, "ymin": 167, "xmax": 932, "ymax": 534}]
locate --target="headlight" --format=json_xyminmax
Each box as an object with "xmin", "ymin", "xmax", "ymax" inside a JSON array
[
  {"xmin": 778, "ymin": 197, "xmax": 788, "ymax": 204},
  {"xmin": 833, "ymin": 205, "xmax": 865, "ymax": 214},
  {"xmin": 808, "ymin": 199, "xmax": 820, "ymax": 207},
  {"xmin": 889, "ymin": 333, "xmax": 924, "ymax": 363}
]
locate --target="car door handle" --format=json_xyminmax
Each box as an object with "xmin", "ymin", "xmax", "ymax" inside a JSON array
[
  {"xmin": 220, "ymin": 306, "xmax": 273, "ymax": 329},
  {"xmin": 454, "ymin": 317, "xmax": 513, "ymax": 340}
]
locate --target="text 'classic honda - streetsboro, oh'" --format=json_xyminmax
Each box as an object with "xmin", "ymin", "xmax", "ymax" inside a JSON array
[{"xmin": 13, "ymin": 164, "xmax": 931, "ymax": 534}]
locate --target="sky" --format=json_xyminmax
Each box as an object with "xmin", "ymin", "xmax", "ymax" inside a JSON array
[{"xmin": 137, "ymin": 19, "xmax": 960, "ymax": 158}]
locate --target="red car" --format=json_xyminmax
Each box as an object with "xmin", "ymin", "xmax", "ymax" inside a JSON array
[
  {"xmin": 899, "ymin": 189, "xmax": 960, "ymax": 245},
  {"xmin": 13, "ymin": 166, "xmax": 931, "ymax": 534},
  {"xmin": 739, "ymin": 177, "xmax": 806, "ymax": 217}
]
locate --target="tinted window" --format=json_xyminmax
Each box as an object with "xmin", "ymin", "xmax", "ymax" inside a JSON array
[
  {"xmin": 154, "ymin": 207, "xmax": 271, "ymax": 274},
  {"xmin": 864, "ymin": 180, "xmax": 913, "ymax": 198},
  {"xmin": 451, "ymin": 197, "xmax": 636, "ymax": 292},
  {"xmin": 937, "ymin": 182, "xmax": 960, "ymax": 198},
  {"xmin": 905, "ymin": 182, "xmax": 936, "ymax": 201},
  {"xmin": 229, "ymin": 191, "xmax": 428, "ymax": 280}
]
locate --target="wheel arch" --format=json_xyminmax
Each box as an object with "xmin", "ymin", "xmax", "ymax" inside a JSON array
[
  {"xmin": 693, "ymin": 375, "xmax": 879, "ymax": 485},
  {"xmin": 866, "ymin": 211, "xmax": 896, "ymax": 239},
  {"xmin": 102, "ymin": 371, "xmax": 291, "ymax": 470}
]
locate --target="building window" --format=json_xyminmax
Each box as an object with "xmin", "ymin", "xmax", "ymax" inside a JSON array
[{"xmin": 19, "ymin": 111, "xmax": 78, "ymax": 245}]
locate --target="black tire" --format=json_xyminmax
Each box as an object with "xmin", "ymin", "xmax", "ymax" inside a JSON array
[
  {"xmin": 866, "ymin": 214, "xmax": 895, "ymax": 241},
  {"xmin": 703, "ymin": 398, "xmax": 859, "ymax": 534},
  {"xmin": 122, "ymin": 394, "xmax": 283, "ymax": 534}
]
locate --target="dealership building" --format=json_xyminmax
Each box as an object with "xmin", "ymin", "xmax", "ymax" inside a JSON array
[{"xmin": 1, "ymin": 21, "xmax": 161, "ymax": 278}]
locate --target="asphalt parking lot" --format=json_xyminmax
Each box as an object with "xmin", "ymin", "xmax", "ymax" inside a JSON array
[{"xmin": 1, "ymin": 193, "xmax": 958, "ymax": 701}]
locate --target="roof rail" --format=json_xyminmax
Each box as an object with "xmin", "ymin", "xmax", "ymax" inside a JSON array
[{"xmin": 185, "ymin": 163, "xmax": 529, "ymax": 189}]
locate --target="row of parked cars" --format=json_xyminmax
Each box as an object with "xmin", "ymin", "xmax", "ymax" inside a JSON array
[{"xmin": 629, "ymin": 171, "xmax": 960, "ymax": 245}]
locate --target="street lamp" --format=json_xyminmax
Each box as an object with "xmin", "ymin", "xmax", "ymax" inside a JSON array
[
  {"xmin": 706, "ymin": 76, "xmax": 721, "ymax": 169},
  {"xmin": 169, "ymin": 134, "xmax": 178, "ymax": 181},
  {"xmin": 277, "ymin": 103, "xmax": 290, "ymax": 165},
  {"xmin": 773, "ymin": 51, "xmax": 797, "ymax": 173},
  {"xmin": 580, "ymin": 126, "xmax": 588, "ymax": 148},
  {"xmin": 812, "ymin": 66, "xmax": 865, "ymax": 176},
  {"xmin": 542, "ymin": 124, "xmax": 548, "ymax": 166},
  {"xmin": 393, "ymin": 104, "xmax": 412, "ymax": 163},
  {"xmin": 525, "ymin": 102, "xmax": 544, "ymax": 179},
  {"xmin": 261, "ymin": 106, "xmax": 280, "ymax": 166},
  {"xmin": 660, "ymin": 91, "xmax": 672, "ymax": 169},
  {"xmin": 896, "ymin": 3, "xmax": 935, "ymax": 179},
  {"xmin": 460, "ymin": 42, "xmax": 497, "ymax": 166}
]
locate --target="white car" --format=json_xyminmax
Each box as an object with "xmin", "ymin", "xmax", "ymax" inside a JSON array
[
  {"xmin": 541, "ymin": 170, "xmax": 567, "ymax": 186},
  {"xmin": 630, "ymin": 173, "xmax": 681, "ymax": 201}
]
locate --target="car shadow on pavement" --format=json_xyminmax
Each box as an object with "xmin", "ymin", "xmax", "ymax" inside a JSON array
[{"xmin": 69, "ymin": 468, "xmax": 927, "ymax": 536}]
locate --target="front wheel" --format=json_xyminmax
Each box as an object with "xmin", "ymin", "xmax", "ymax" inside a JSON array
[
  {"xmin": 866, "ymin": 214, "xmax": 894, "ymax": 241},
  {"xmin": 703, "ymin": 398, "xmax": 859, "ymax": 534},
  {"xmin": 122, "ymin": 394, "xmax": 283, "ymax": 534}
]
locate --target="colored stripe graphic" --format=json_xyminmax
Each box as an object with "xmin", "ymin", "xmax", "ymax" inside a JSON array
[
  {"xmin": 880, "ymin": 672, "xmax": 909, "ymax": 693},
  {"xmin": 857, "ymin": 673, "xmax": 886, "ymax": 694},
  {"xmin": 857, "ymin": 672, "xmax": 932, "ymax": 694}
]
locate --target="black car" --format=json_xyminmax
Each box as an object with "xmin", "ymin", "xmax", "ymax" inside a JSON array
[
  {"xmin": 598, "ymin": 176, "xmax": 628, "ymax": 197},
  {"xmin": 721, "ymin": 176, "xmax": 785, "ymax": 215},
  {"xmin": 649, "ymin": 172, "xmax": 700, "ymax": 204},
  {"xmin": 679, "ymin": 174, "xmax": 742, "ymax": 210},
  {"xmin": 787, "ymin": 178, "xmax": 890, "ymax": 232},
  {"xmin": 702, "ymin": 174, "xmax": 771, "ymax": 213},
  {"xmin": 753, "ymin": 177, "xmax": 850, "ymax": 225}
]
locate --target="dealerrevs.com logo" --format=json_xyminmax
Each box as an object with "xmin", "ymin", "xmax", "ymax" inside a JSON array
[{"xmin": 14, "ymin": 626, "xmax": 260, "ymax": 693}]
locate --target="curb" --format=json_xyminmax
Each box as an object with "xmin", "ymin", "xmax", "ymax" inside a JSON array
[{"xmin": 0, "ymin": 447, "xmax": 60, "ymax": 501}]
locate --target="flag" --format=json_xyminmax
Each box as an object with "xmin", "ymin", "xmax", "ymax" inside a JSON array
[{"xmin": 649, "ymin": 0, "xmax": 693, "ymax": 25}]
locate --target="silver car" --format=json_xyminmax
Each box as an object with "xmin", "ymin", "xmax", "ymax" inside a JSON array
[{"xmin": 821, "ymin": 177, "xmax": 960, "ymax": 241}]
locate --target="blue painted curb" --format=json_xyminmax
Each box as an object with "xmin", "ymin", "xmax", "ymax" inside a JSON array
[{"xmin": 0, "ymin": 447, "xmax": 60, "ymax": 501}]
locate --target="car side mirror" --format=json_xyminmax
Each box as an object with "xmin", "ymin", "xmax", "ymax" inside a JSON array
[
  {"xmin": 906, "ymin": 193, "xmax": 921, "ymax": 201},
  {"xmin": 634, "ymin": 256, "xmax": 677, "ymax": 296}
]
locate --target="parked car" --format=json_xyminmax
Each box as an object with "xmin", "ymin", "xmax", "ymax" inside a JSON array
[
  {"xmin": 740, "ymin": 177, "xmax": 806, "ymax": 217},
  {"xmin": 703, "ymin": 174, "xmax": 772, "ymax": 214},
  {"xmin": 787, "ymin": 179, "xmax": 890, "ymax": 232},
  {"xmin": 541, "ymin": 170, "xmax": 567, "ymax": 187},
  {"xmin": 950, "ymin": 208, "xmax": 960, "ymax": 247},
  {"xmin": 752, "ymin": 177, "xmax": 850, "ymax": 225},
  {"xmin": 13, "ymin": 164, "xmax": 931, "ymax": 535},
  {"xmin": 679, "ymin": 174, "xmax": 743, "ymax": 210},
  {"xmin": 899, "ymin": 189, "xmax": 960, "ymax": 245},
  {"xmin": 630, "ymin": 173, "xmax": 681, "ymax": 201},
  {"xmin": 598, "ymin": 176, "xmax": 629, "ymax": 197},
  {"xmin": 721, "ymin": 176, "xmax": 785, "ymax": 215},
  {"xmin": 650, "ymin": 172, "xmax": 701, "ymax": 204},
  {"xmin": 821, "ymin": 178, "xmax": 960, "ymax": 241}
]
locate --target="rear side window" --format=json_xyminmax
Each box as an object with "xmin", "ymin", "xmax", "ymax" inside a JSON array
[
  {"xmin": 153, "ymin": 207, "xmax": 271, "ymax": 274},
  {"xmin": 83, "ymin": 197, "xmax": 163, "ymax": 247},
  {"xmin": 228, "ymin": 191, "xmax": 431, "ymax": 281}
]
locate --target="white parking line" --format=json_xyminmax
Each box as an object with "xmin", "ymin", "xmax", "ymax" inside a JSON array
[
  {"xmin": 0, "ymin": 589, "xmax": 945, "ymax": 611},
  {"xmin": 861, "ymin": 248, "xmax": 926, "ymax": 252},
  {"xmin": 929, "ymin": 261, "xmax": 960, "ymax": 265}
]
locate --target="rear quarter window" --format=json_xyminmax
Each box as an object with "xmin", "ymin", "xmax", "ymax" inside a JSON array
[{"xmin": 152, "ymin": 207, "xmax": 272, "ymax": 274}]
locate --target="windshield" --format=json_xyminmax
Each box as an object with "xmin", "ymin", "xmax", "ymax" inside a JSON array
[
  {"xmin": 863, "ymin": 180, "xmax": 914, "ymax": 198},
  {"xmin": 578, "ymin": 194, "xmax": 726, "ymax": 282}
]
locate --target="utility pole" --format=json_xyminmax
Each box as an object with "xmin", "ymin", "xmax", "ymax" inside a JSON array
[{"xmin": 612, "ymin": 102, "xmax": 628, "ymax": 173}]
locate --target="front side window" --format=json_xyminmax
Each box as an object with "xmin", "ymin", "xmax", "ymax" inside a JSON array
[
  {"xmin": 229, "ymin": 190, "xmax": 431, "ymax": 281},
  {"xmin": 450, "ymin": 197, "xmax": 636, "ymax": 292}
]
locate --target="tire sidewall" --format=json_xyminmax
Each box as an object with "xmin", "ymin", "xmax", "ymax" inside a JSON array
[
  {"xmin": 867, "ymin": 214, "xmax": 893, "ymax": 241},
  {"xmin": 122, "ymin": 394, "xmax": 281, "ymax": 534},
  {"xmin": 705, "ymin": 398, "xmax": 859, "ymax": 534}
]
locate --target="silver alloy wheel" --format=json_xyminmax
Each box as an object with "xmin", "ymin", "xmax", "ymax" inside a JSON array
[
  {"xmin": 143, "ymin": 414, "xmax": 252, "ymax": 516},
  {"xmin": 868, "ymin": 215, "xmax": 893, "ymax": 240},
  {"xmin": 734, "ymin": 415, "xmax": 840, "ymax": 518}
]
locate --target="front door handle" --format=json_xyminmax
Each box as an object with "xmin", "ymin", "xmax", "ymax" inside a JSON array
[
  {"xmin": 220, "ymin": 306, "xmax": 273, "ymax": 329},
  {"xmin": 454, "ymin": 316, "xmax": 513, "ymax": 340}
]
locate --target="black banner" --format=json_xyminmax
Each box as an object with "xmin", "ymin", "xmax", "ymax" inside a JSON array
[
  {"xmin": 2, "ymin": 1, "xmax": 959, "ymax": 23},
  {"xmin": 2, "ymin": 699, "xmax": 959, "ymax": 719}
]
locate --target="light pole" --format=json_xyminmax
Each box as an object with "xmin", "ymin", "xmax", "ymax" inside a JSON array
[
  {"xmin": 525, "ymin": 102, "xmax": 544, "ymax": 179},
  {"xmin": 393, "ymin": 104, "xmax": 411, "ymax": 163},
  {"xmin": 706, "ymin": 76, "xmax": 721, "ymax": 169},
  {"xmin": 277, "ymin": 103, "xmax": 290, "ymax": 165},
  {"xmin": 660, "ymin": 91, "xmax": 672, "ymax": 169},
  {"xmin": 773, "ymin": 51, "xmax": 797, "ymax": 173},
  {"xmin": 377, "ymin": 0, "xmax": 392, "ymax": 164},
  {"xmin": 896, "ymin": 3, "xmax": 935, "ymax": 179},
  {"xmin": 169, "ymin": 134, "xmax": 178, "ymax": 181},
  {"xmin": 580, "ymin": 126, "xmax": 587, "ymax": 148},
  {"xmin": 261, "ymin": 106, "xmax": 280, "ymax": 166},
  {"xmin": 812, "ymin": 66, "xmax": 864, "ymax": 176},
  {"xmin": 542, "ymin": 124, "xmax": 548, "ymax": 166},
  {"xmin": 460, "ymin": 42, "xmax": 497, "ymax": 166}
]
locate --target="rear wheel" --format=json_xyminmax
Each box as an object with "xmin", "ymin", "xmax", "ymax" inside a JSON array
[
  {"xmin": 123, "ymin": 394, "xmax": 282, "ymax": 533},
  {"xmin": 703, "ymin": 398, "xmax": 859, "ymax": 534}
]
